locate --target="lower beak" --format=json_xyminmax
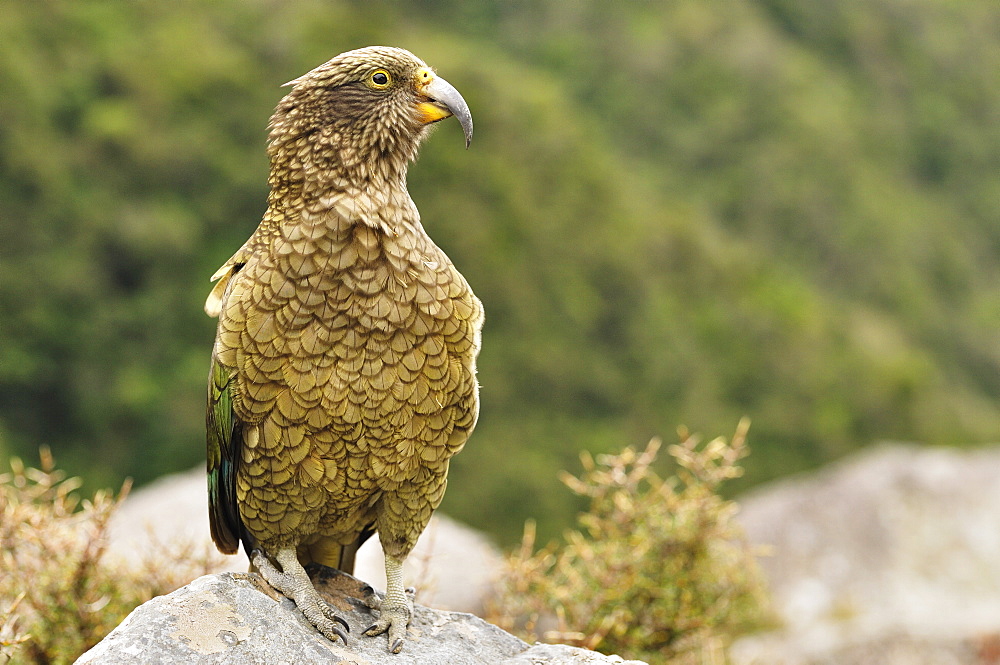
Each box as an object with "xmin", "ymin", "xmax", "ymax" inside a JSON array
[{"xmin": 417, "ymin": 76, "xmax": 474, "ymax": 148}]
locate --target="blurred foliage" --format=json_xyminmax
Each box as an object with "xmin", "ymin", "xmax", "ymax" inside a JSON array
[
  {"xmin": 0, "ymin": 595, "xmax": 29, "ymax": 665},
  {"xmin": 1, "ymin": 446, "xmax": 763, "ymax": 663},
  {"xmin": 487, "ymin": 422, "xmax": 770, "ymax": 663},
  {"xmin": 0, "ymin": 0, "xmax": 998, "ymax": 544},
  {"xmin": 0, "ymin": 450, "xmax": 219, "ymax": 664}
]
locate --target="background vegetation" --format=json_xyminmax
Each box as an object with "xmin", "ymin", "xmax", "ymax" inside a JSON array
[
  {"xmin": 1, "ymin": 433, "xmax": 765, "ymax": 663},
  {"xmin": 0, "ymin": 0, "xmax": 998, "ymax": 544},
  {"xmin": 488, "ymin": 422, "xmax": 770, "ymax": 663},
  {"xmin": 0, "ymin": 450, "xmax": 219, "ymax": 664}
]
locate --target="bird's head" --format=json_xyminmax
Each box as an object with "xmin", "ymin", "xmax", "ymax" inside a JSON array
[{"xmin": 267, "ymin": 46, "xmax": 472, "ymax": 191}]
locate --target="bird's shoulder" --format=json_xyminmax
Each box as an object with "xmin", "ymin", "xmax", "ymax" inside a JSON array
[{"xmin": 211, "ymin": 220, "xmax": 481, "ymax": 427}]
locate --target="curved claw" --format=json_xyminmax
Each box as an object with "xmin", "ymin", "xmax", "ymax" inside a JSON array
[
  {"xmin": 362, "ymin": 554, "xmax": 415, "ymax": 651},
  {"xmin": 363, "ymin": 604, "xmax": 411, "ymax": 653},
  {"xmin": 333, "ymin": 613, "xmax": 350, "ymax": 632},
  {"xmin": 320, "ymin": 603, "xmax": 350, "ymax": 632},
  {"xmin": 253, "ymin": 548, "xmax": 351, "ymax": 645}
]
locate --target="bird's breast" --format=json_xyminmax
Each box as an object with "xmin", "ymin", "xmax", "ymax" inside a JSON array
[
  {"xmin": 266, "ymin": 217, "xmax": 475, "ymax": 332},
  {"xmin": 218, "ymin": 212, "xmax": 482, "ymax": 449}
]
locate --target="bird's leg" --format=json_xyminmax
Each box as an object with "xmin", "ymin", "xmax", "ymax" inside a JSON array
[
  {"xmin": 363, "ymin": 554, "xmax": 414, "ymax": 653},
  {"xmin": 252, "ymin": 548, "xmax": 350, "ymax": 644}
]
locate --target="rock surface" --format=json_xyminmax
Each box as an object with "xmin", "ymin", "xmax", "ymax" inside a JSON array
[
  {"xmin": 103, "ymin": 443, "xmax": 1000, "ymax": 664},
  {"xmin": 76, "ymin": 570, "xmax": 646, "ymax": 665},
  {"xmin": 733, "ymin": 442, "xmax": 1000, "ymax": 665},
  {"xmin": 106, "ymin": 466, "xmax": 501, "ymax": 613}
]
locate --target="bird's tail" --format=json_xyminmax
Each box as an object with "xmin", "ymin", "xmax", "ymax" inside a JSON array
[{"xmin": 298, "ymin": 526, "xmax": 376, "ymax": 575}]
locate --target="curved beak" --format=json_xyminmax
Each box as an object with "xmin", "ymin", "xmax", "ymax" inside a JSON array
[{"xmin": 417, "ymin": 75, "xmax": 474, "ymax": 148}]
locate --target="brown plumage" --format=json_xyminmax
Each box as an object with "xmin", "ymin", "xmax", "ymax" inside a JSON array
[{"xmin": 205, "ymin": 46, "xmax": 482, "ymax": 653}]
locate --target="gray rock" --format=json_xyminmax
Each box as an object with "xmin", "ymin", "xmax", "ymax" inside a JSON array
[
  {"xmin": 504, "ymin": 643, "xmax": 648, "ymax": 664},
  {"xmin": 732, "ymin": 442, "xmax": 1000, "ymax": 665},
  {"xmin": 105, "ymin": 467, "xmax": 502, "ymax": 613},
  {"xmin": 76, "ymin": 570, "xmax": 647, "ymax": 665}
]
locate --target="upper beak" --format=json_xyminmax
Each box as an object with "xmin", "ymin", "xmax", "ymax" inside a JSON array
[{"xmin": 417, "ymin": 75, "xmax": 474, "ymax": 148}]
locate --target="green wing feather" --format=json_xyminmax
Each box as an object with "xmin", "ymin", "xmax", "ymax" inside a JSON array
[{"xmin": 207, "ymin": 358, "xmax": 245, "ymax": 554}]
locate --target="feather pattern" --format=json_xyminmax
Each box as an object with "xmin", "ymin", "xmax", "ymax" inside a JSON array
[{"xmin": 204, "ymin": 47, "xmax": 482, "ymax": 594}]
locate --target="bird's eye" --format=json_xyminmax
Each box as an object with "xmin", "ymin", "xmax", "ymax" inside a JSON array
[{"xmin": 370, "ymin": 70, "xmax": 391, "ymax": 88}]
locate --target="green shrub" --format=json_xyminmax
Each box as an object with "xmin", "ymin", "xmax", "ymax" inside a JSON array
[
  {"xmin": 0, "ymin": 594, "xmax": 29, "ymax": 664},
  {"xmin": 0, "ymin": 449, "xmax": 216, "ymax": 665},
  {"xmin": 487, "ymin": 421, "xmax": 770, "ymax": 663}
]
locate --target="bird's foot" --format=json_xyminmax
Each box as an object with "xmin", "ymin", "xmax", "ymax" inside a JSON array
[
  {"xmin": 252, "ymin": 549, "xmax": 350, "ymax": 644},
  {"xmin": 363, "ymin": 585, "xmax": 415, "ymax": 653}
]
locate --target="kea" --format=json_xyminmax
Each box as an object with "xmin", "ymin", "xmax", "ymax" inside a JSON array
[{"xmin": 204, "ymin": 46, "xmax": 482, "ymax": 653}]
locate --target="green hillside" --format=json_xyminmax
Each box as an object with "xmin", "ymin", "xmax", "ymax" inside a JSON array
[{"xmin": 1, "ymin": 0, "xmax": 997, "ymax": 543}]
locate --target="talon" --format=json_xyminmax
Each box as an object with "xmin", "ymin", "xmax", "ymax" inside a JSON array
[
  {"xmin": 254, "ymin": 548, "xmax": 353, "ymax": 646},
  {"xmin": 334, "ymin": 614, "xmax": 350, "ymax": 632},
  {"xmin": 364, "ymin": 555, "xmax": 413, "ymax": 651},
  {"xmin": 320, "ymin": 602, "xmax": 350, "ymax": 631}
]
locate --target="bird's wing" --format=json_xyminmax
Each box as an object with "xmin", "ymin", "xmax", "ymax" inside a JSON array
[
  {"xmin": 205, "ymin": 243, "xmax": 252, "ymax": 317},
  {"xmin": 207, "ymin": 354, "xmax": 246, "ymax": 555}
]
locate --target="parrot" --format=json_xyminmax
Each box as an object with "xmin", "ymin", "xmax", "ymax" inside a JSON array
[{"xmin": 205, "ymin": 46, "xmax": 482, "ymax": 653}]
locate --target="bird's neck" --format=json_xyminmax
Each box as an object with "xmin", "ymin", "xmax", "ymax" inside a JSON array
[
  {"xmin": 266, "ymin": 118, "xmax": 421, "ymax": 190},
  {"xmin": 264, "ymin": 153, "xmax": 423, "ymax": 244}
]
